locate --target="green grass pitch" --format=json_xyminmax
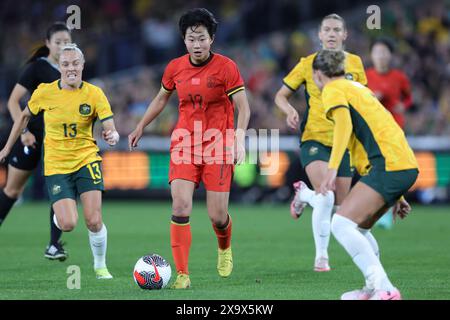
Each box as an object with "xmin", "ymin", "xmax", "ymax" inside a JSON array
[{"xmin": 0, "ymin": 201, "xmax": 449, "ymax": 300}]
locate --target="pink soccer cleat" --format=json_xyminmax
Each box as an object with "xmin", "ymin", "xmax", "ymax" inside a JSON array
[
  {"xmin": 341, "ymin": 287, "xmax": 373, "ymax": 300},
  {"xmin": 369, "ymin": 288, "xmax": 402, "ymax": 300},
  {"xmin": 290, "ymin": 181, "xmax": 307, "ymax": 219},
  {"xmin": 314, "ymin": 257, "xmax": 331, "ymax": 272}
]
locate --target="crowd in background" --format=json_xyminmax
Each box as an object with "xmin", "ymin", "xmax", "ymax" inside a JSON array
[{"xmin": 1, "ymin": 0, "xmax": 449, "ymax": 139}]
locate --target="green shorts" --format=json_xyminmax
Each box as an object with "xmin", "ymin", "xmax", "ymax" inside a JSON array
[
  {"xmin": 45, "ymin": 161, "xmax": 104, "ymax": 205},
  {"xmin": 360, "ymin": 168, "xmax": 419, "ymax": 206},
  {"xmin": 300, "ymin": 140, "xmax": 352, "ymax": 177}
]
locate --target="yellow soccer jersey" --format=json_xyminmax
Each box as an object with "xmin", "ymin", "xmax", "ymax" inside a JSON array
[
  {"xmin": 322, "ymin": 79, "xmax": 418, "ymax": 174},
  {"xmin": 28, "ymin": 80, "xmax": 113, "ymax": 175},
  {"xmin": 283, "ymin": 51, "xmax": 367, "ymax": 147}
]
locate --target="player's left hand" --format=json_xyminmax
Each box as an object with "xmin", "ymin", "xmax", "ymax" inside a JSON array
[
  {"xmin": 103, "ymin": 130, "xmax": 120, "ymax": 146},
  {"xmin": 234, "ymin": 139, "xmax": 246, "ymax": 165},
  {"xmin": 393, "ymin": 197, "xmax": 411, "ymax": 221},
  {"xmin": 319, "ymin": 169, "xmax": 337, "ymax": 195}
]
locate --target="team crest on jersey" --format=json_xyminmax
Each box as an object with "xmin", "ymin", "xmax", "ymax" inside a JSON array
[
  {"xmin": 207, "ymin": 76, "xmax": 219, "ymax": 88},
  {"xmin": 344, "ymin": 73, "xmax": 354, "ymax": 80},
  {"xmin": 52, "ymin": 185, "xmax": 61, "ymax": 195},
  {"xmin": 309, "ymin": 146, "xmax": 318, "ymax": 156},
  {"xmin": 79, "ymin": 104, "xmax": 92, "ymax": 116}
]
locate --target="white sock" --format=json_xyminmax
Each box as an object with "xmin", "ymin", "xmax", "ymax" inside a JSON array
[
  {"xmin": 358, "ymin": 227, "xmax": 380, "ymax": 258},
  {"xmin": 89, "ymin": 224, "xmax": 107, "ymax": 269},
  {"xmin": 297, "ymin": 183, "xmax": 315, "ymax": 204},
  {"xmin": 310, "ymin": 191, "xmax": 334, "ymax": 260},
  {"xmin": 331, "ymin": 214, "xmax": 395, "ymax": 291},
  {"xmin": 53, "ymin": 213, "xmax": 61, "ymax": 230}
]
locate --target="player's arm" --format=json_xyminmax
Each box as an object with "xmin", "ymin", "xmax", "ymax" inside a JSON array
[
  {"xmin": 0, "ymin": 107, "xmax": 32, "ymax": 163},
  {"xmin": 231, "ymin": 89, "xmax": 251, "ymax": 165},
  {"xmin": 274, "ymin": 84, "xmax": 300, "ymax": 130},
  {"xmin": 328, "ymin": 107, "xmax": 353, "ymax": 170},
  {"xmin": 7, "ymin": 83, "xmax": 37, "ymax": 147},
  {"xmin": 319, "ymin": 107, "xmax": 352, "ymax": 195},
  {"xmin": 128, "ymin": 87, "xmax": 172, "ymax": 150},
  {"xmin": 101, "ymin": 118, "xmax": 120, "ymax": 146}
]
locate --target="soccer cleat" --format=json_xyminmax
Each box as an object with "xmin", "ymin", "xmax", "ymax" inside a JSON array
[
  {"xmin": 171, "ymin": 272, "xmax": 191, "ymax": 289},
  {"xmin": 314, "ymin": 257, "xmax": 331, "ymax": 272},
  {"xmin": 95, "ymin": 267, "xmax": 113, "ymax": 279},
  {"xmin": 290, "ymin": 181, "xmax": 307, "ymax": 219},
  {"xmin": 341, "ymin": 287, "xmax": 374, "ymax": 300},
  {"xmin": 217, "ymin": 247, "xmax": 233, "ymax": 277},
  {"xmin": 44, "ymin": 241, "xmax": 68, "ymax": 262},
  {"xmin": 369, "ymin": 288, "xmax": 402, "ymax": 300}
]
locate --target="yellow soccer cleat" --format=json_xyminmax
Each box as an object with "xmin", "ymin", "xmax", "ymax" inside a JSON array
[
  {"xmin": 217, "ymin": 247, "xmax": 233, "ymax": 277},
  {"xmin": 170, "ymin": 273, "xmax": 191, "ymax": 289},
  {"xmin": 95, "ymin": 267, "xmax": 113, "ymax": 280}
]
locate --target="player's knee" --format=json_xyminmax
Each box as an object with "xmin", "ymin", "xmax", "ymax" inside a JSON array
[
  {"xmin": 3, "ymin": 185, "xmax": 24, "ymax": 199},
  {"xmin": 209, "ymin": 209, "xmax": 228, "ymax": 227},
  {"xmin": 59, "ymin": 218, "xmax": 77, "ymax": 232},
  {"xmin": 85, "ymin": 213, "xmax": 103, "ymax": 232},
  {"xmin": 172, "ymin": 199, "xmax": 192, "ymax": 216}
]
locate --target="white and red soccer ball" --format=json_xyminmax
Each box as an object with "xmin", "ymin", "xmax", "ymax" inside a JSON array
[{"xmin": 133, "ymin": 254, "xmax": 171, "ymax": 290}]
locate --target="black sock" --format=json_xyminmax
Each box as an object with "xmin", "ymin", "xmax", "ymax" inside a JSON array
[
  {"xmin": 0, "ymin": 189, "xmax": 17, "ymax": 226},
  {"xmin": 49, "ymin": 207, "xmax": 62, "ymax": 245}
]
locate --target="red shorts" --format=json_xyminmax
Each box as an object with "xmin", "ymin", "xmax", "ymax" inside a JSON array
[{"xmin": 169, "ymin": 159, "xmax": 234, "ymax": 192}]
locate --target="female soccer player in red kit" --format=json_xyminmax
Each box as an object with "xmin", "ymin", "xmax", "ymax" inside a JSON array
[
  {"xmin": 128, "ymin": 8, "xmax": 250, "ymax": 289},
  {"xmin": 366, "ymin": 38, "xmax": 412, "ymax": 129},
  {"xmin": 366, "ymin": 38, "xmax": 412, "ymax": 229}
]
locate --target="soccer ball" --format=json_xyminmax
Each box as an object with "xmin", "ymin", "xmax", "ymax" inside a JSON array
[{"xmin": 133, "ymin": 254, "xmax": 172, "ymax": 290}]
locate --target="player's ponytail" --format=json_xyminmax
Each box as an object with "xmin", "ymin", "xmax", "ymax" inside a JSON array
[{"xmin": 26, "ymin": 22, "xmax": 71, "ymax": 64}]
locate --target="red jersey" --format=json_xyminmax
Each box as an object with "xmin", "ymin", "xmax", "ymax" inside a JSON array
[
  {"xmin": 366, "ymin": 68, "xmax": 412, "ymax": 128},
  {"xmin": 162, "ymin": 53, "xmax": 244, "ymax": 163}
]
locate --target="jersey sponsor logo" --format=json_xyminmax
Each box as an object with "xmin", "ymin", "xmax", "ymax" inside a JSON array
[
  {"xmin": 345, "ymin": 73, "xmax": 354, "ymax": 80},
  {"xmin": 309, "ymin": 146, "xmax": 318, "ymax": 156},
  {"xmin": 191, "ymin": 78, "xmax": 200, "ymax": 85},
  {"xmin": 79, "ymin": 104, "xmax": 92, "ymax": 116},
  {"xmin": 52, "ymin": 185, "xmax": 62, "ymax": 195}
]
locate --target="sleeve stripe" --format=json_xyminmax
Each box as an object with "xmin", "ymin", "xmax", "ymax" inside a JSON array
[
  {"xmin": 27, "ymin": 105, "xmax": 37, "ymax": 116},
  {"xmin": 100, "ymin": 115, "xmax": 114, "ymax": 122},
  {"xmin": 282, "ymin": 80, "xmax": 297, "ymax": 92},
  {"xmin": 161, "ymin": 83, "xmax": 174, "ymax": 92},
  {"xmin": 226, "ymin": 85, "xmax": 244, "ymax": 96},
  {"xmin": 326, "ymin": 105, "xmax": 349, "ymax": 121}
]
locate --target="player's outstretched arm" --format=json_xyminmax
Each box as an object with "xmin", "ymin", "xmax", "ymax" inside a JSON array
[
  {"xmin": 274, "ymin": 85, "xmax": 299, "ymax": 130},
  {"xmin": 231, "ymin": 90, "xmax": 250, "ymax": 165},
  {"xmin": 128, "ymin": 88, "xmax": 172, "ymax": 150},
  {"xmin": 0, "ymin": 107, "xmax": 32, "ymax": 163},
  {"xmin": 101, "ymin": 118, "xmax": 120, "ymax": 146}
]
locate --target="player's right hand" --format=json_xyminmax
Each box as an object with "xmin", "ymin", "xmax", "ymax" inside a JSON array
[
  {"xmin": 21, "ymin": 131, "xmax": 37, "ymax": 148},
  {"xmin": 128, "ymin": 126, "xmax": 143, "ymax": 151},
  {"xmin": 286, "ymin": 108, "xmax": 299, "ymax": 130},
  {"xmin": 0, "ymin": 147, "xmax": 10, "ymax": 164}
]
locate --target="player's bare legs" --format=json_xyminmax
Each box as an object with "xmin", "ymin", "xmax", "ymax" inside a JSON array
[
  {"xmin": 80, "ymin": 190, "xmax": 112, "ymax": 279},
  {"xmin": 332, "ymin": 182, "xmax": 400, "ymax": 300},
  {"xmin": 170, "ymin": 179, "xmax": 195, "ymax": 288},
  {"xmin": 207, "ymin": 190, "xmax": 233, "ymax": 277},
  {"xmin": 52, "ymin": 199, "xmax": 78, "ymax": 232}
]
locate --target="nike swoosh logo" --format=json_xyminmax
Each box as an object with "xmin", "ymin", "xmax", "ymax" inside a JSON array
[
  {"xmin": 93, "ymin": 180, "xmax": 102, "ymax": 184},
  {"xmin": 49, "ymin": 107, "xmax": 58, "ymax": 110},
  {"xmin": 150, "ymin": 258, "xmax": 161, "ymax": 282}
]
